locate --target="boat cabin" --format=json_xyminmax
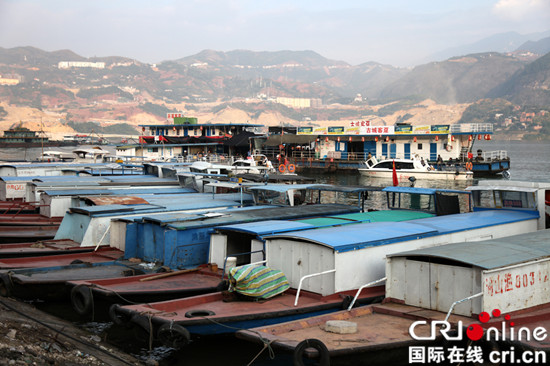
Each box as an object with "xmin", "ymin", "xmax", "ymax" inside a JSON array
[
  {"xmin": 386, "ymin": 229, "xmax": 550, "ymax": 316},
  {"xmin": 467, "ymin": 180, "xmax": 550, "ymax": 230}
]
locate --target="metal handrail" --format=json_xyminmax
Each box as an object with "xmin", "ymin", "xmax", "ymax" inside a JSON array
[
  {"xmin": 94, "ymin": 224, "xmax": 111, "ymax": 251},
  {"xmin": 444, "ymin": 292, "xmax": 483, "ymax": 322},
  {"xmin": 347, "ymin": 277, "xmax": 387, "ymax": 311},
  {"xmin": 294, "ymin": 269, "xmax": 336, "ymax": 306}
]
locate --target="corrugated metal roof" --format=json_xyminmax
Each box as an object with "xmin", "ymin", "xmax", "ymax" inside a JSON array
[
  {"xmin": 264, "ymin": 210, "xmax": 539, "ymax": 253},
  {"xmin": 388, "ymin": 229, "xmax": 550, "ymax": 270}
]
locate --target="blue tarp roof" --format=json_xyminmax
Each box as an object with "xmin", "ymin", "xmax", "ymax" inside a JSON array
[
  {"xmin": 264, "ymin": 210, "xmax": 540, "ymax": 253},
  {"xmin": 213, "ymin": 220, "xmax": 315, "ymax": 235}
]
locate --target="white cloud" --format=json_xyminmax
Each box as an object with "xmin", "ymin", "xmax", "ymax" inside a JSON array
[{"xmin": 492, "ymin": 0, "xmax": 550, "ymax": 21}]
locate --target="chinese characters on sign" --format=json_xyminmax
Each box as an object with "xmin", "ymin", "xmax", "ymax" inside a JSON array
[{"xmin": 409, "ymin": 346, "xmax": 484, "ymax": 364}]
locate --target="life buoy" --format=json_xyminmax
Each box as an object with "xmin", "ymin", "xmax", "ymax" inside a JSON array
[
  {"xmin": 465, "ymin": 162, "xmax": 473, "ymax": 171},
  {"xmin": 71, "ymin": 284, "xmax": 93, "ymax": 316},
  {"xmin": 287, "ymin": 164, "xmax": 296, "ymax": 173},
  {"xmin": 293, "ymin": 338, "xmax": 330, "ymax": 366},
  {"xmin": 278, "ymin": 164, "xmax": 286, "ymax": 173},
  {"xmin": 157, "ymin": 323, "xmax": 191, "ymax": 349}
]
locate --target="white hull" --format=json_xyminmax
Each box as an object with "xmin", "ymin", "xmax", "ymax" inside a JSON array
[{"xmin": 358, "ymin": 168, "xmax": 473, "ymax": 181}]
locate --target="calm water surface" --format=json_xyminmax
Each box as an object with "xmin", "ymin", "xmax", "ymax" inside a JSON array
[{"xmin": 12, "ymin": 140, "xmax": 550, "ymax": 365}]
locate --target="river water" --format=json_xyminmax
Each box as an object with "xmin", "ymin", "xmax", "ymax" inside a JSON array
[{"xmin": 8, "ymin": 140, "xmax": 550, "ymax": 365}]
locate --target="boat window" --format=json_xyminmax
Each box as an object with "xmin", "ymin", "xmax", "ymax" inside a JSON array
[
  {"xmin": 374, "ymin": 161, "xmax": 393, "ymax": 169},
  {"xmin": 387, "ymin": 192, "xmax": 435, "ymax": 212},
  {"xmin": 472, "ymin": 190, "xmax": 537, "ymax": 210},
  {"xmin": 398, "ymin": 162, "xmax": 414, "ymax": 169}
]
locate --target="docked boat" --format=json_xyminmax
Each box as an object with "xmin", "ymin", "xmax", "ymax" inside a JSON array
[
  {"xmin": 110, "ymin": 183, "xmax": 543, "ymax": 348},
  {"xmin": 236, "ymin": 229, "xmax": 550, "ymax": 365},
  {"xmin": 0, "ymin": 192, "xmax": 251, "ymax": 258},
  {"xmin": 65, "ymin": 207, "xmax": 431, "ymax": 319},
  {"xmin": 68, "ymin": 265, "xmax": 226, "ymax": 318},
  {"xmin": 0, "ymin": 260, "xmax": 160, "ymax": 300},
  {"xmin": 358, "ymin": 156, "xmax": 473, "ymax": 181},
  {"xmin": 0, "ymin": 246, "xmax": 123, "ymax": 269}
]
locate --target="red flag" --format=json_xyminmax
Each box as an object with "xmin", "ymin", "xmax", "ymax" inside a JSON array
[{"xmin": 392, "ymin": 160, "xmax": 398, "ymax": 186}]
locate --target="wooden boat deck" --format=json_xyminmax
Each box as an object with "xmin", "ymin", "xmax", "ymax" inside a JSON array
[
  {"xmin": 0, "ymin": 248, "xmax": 123, "ymax": 269},
  {"xmin": 69, "ymin": 267, "xmax": 223, "ymax": 296},
  {"xmin": 237, "ymin": 302, "xmax": 472, "ymax": 355},
  {"xmin": 0, "ymin": 239, "xmax": 97, "ymax": 258}
]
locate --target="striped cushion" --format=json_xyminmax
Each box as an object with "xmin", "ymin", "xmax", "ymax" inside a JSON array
[{"xmin": 228, "ymin": 265, "xmax": 290, "ymax": 299}]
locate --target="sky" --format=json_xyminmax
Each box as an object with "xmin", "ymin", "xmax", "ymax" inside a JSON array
[{"xmin": 0, "ymin": 0, "xmax": 549, "ymax": 67}]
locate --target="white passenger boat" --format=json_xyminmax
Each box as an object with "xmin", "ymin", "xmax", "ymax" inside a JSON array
[{"xmin": 358, "ymin": 155, "xmax": 473, "ymax": 181}]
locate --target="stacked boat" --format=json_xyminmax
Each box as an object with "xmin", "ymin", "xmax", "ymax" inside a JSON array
[{"xmin": 0, "ymin": 162, "xmax": 549, "ymax": 366}]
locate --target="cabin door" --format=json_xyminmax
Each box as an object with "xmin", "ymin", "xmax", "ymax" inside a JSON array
[
  {"xmin": 430, "ymin": 143, "xmax": 437, "ymax": 161},
  {"xmin": 404, "ymin": 143, "xmax": 411, "ymax": 159},
  {"xmin": 390, "ymin": 143, "xmax": 397, "ymax": 158},
  {"xmin": 364, "ymin": 141, "xmax": 376, "ymax": 157}
]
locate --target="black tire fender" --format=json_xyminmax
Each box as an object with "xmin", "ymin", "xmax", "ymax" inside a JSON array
[
  {"xmin": 0, "ymin": 273, "xmax": 13, "ymax": 298},
  {"xmin": 109, "ymin": 304, "xmax": 133, "ymax": 328},
  {"xmin": 185, "ymin": 309, "xmax": 215, "ymax": 318},
  {"xmin": 341, "ymin": 295, "xmax": 354, "ymax": 310},
  {"xmin": 293, "ymin": 338, "xmax": 330, "ymax": 366},
  {"xmin": 157, "ymin": 323, "xmax": 191, "ymax": 349},
  {"xmin": 70, "ymin": 284, "xmax": 93, "ymax": 316}
]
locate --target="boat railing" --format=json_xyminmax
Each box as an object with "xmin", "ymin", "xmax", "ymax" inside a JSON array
[
  {"xmin": 294, "ymin": 269, "xmax": 336, "ymax": 306},
  {"xmin": 1, "ymin": 201, "xmax": 43, "ymax": 216},
  {"xmin": 346, "ymin": 277, "xmax": 387, "ymax": 311},
  {"xmin": 290, "ymin": 151, "xmax": 371, "ymax": 161},
  {"xmin": 174, "ymin": 154, "xmax": 233, "ymax": 164},
  {"xmin": 477, "ymin": 150, "xmax": 508, "ymax": 161},
  {"xmin": 444, "ymin": 292, "xmax": 483, "ymax": 322},
  {"xmin": 450, "ymin": 123, "xmax": 493, "ymax": 133}
]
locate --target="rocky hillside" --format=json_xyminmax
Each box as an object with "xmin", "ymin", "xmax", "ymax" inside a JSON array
[{"xmin": 0, "ymin": 46, "xmax": 549, "ymax": 139}]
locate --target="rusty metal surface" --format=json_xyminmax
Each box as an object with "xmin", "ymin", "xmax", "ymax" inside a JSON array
[{"xmin": 81, "ymin": 196, "xmax": 149, "ymax": 206}]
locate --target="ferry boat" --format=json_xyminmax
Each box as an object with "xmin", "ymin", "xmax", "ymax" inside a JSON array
[
  {"xmin": 0, "ymin": 126, "xmax": 77, "ymax": 148},
  {"xmin": 269, "ymin": 122, "xmax": 510, "ymax": 177}
]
